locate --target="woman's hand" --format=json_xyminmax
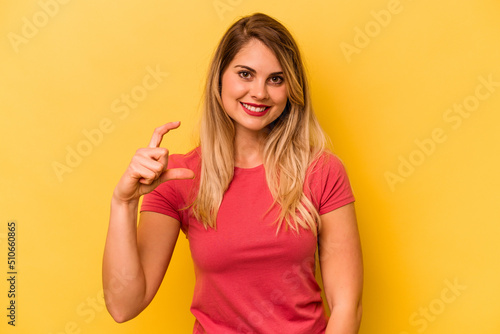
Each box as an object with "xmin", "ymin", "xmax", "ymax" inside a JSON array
[{"xmin": 112, "ymin": 121, "xmax": 195, "ymax": 204}]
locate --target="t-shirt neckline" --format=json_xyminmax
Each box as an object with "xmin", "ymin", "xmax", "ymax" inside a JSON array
[{"xmin": 233, "ymin": 164, "xmax": 264, "ymax": 172}]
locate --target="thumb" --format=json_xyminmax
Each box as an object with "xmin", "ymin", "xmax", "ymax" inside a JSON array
[{"xmin": 159, "ymin": 168, "xmax": 195, "ymax": 183}]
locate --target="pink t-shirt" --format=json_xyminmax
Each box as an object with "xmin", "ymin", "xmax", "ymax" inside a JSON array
[{"xmin": 140, "ymin": 148, "xmax": 355, "ymax": 334}]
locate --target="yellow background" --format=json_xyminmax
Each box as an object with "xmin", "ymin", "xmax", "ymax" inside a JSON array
[{"xmin": 1, "ymin": 0, "xmax": 499, "ymax": 333}]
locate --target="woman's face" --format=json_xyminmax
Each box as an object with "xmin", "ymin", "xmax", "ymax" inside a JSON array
[{"xmin": 220, "ymin": 38, "xmax": 288, "ymax": 136}]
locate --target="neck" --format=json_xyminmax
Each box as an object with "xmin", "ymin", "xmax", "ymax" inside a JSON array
[{"xmin": 233, "ymin": 128, "xmax": 266, "ymax": 168}]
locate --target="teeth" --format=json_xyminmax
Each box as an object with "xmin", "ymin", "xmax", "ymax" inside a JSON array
[{"xmin": 242, "ymin": 103, "xmax": 267, "ymax": 112}]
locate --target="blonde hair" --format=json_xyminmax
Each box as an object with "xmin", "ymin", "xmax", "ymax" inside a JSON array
[{"xmin": 192, "ymin": 13, "xmax": 328, "ymax": 235}]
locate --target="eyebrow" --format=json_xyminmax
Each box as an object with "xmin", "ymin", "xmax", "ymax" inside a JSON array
[{"xmin": 234, "ymin": 65, "xmax": 284, "ymax": 76}]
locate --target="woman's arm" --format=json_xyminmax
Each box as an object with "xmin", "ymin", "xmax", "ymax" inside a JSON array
[
  {"xmin": 102, "ymin": 122, "xmax": 194, "ymax": 323},
  {"xmin": 103, "ymin": 202, "xmax": 180, "ymax": 322},
  {"xmin": 319, "ymin": 203, "xmax": 363, "ymax": 334}
]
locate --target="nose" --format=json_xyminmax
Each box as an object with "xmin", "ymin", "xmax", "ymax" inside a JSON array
[{"xmin": 250, "ymin": 79, "xmax": 269, "ymax": 100}]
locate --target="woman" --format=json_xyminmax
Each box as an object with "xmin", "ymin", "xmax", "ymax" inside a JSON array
[{"xmin": 103, "ymin": 12, "xmax": 363, "ymax": 334}]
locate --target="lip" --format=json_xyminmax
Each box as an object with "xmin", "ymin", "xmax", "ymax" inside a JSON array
[
  {"xmin": 241, "ymin": 102, "xmax": 270, "ymax": 108},
  {"xmin": 240, "ymin": 102, "xmax": 271, "ymax": 117}
]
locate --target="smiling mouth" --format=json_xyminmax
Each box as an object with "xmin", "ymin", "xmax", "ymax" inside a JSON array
[{"xmin": 240, "ymin": 102, "xmax": 270, "ymax": 113}]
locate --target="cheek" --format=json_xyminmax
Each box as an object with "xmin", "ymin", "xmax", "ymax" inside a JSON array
[
  {"xmin": 273, "ymin": 86, "xmax": 288, "ymax": 106},
  {"xmin": 221, "ymin": 75, "xmax": 245, "ymax": 101}
]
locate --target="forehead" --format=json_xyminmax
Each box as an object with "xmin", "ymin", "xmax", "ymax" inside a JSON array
[{"xmin": 230, "ymin": 39, "xmax": 282, "ymax": 72}]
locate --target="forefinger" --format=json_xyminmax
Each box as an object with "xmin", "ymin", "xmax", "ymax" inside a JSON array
[{"xmin": 148, "ymin": 121, "xmax": 181, "ymax": 148}]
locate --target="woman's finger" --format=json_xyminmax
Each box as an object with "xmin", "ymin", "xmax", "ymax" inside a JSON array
[
  {"xmin": 159, "ymin": 168, "xmax": 195, "ymax": 182},
  {"xmin": 148, "ymin": 121, "xmax": 181, "ymax": 148},
  {"xmin": 129, "ymin": 163, "xmax": 158, "ymax": 184}
]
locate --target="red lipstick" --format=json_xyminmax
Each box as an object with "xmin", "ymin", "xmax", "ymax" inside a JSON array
[{"xmin": 240, "ymin": 102, "xmax": 270, "ymax": 117}]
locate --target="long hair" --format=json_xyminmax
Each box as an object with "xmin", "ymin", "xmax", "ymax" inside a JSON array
[{"xmin": 192, "ymin": 13, "xmax": 328, "ymax": 235}]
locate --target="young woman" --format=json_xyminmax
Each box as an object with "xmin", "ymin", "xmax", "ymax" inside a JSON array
[{"xmin": 103, "ymin": 13, "xmax": 363, "ymax": 334}]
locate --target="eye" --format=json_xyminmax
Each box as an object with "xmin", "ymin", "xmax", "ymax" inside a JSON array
[
  {"xmin": 269, "ymin": 76, "xmax": 284, "ymax": 85},
  {"xmin": 238, "ymin": 71, "xmax": 252, "ymax": 79}
]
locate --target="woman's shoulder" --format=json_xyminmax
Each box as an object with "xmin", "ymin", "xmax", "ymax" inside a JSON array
[
  {"xmin": 309, "ymin": 149, "xmax": 346, "ymax": 172},
  {"xmin": 305, "ymin": 149, "xmax": 352, "ymax": 189},
  {"xmin": 306, "ymin": 149, "xmax": 355, "ymax": 209}
]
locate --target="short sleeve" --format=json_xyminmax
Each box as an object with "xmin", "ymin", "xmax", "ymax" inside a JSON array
[
  {"xmin": 140, "ymin": 180, "xmax": 181, "ymax": 221},
  {"xmin": 307, "ymin": 152, "xmax": 355, "ymax": 215},
  {"xmin": 139, "ymin": 149, "xmax": 200, "ymax": 236},
  {"xmin": 140, "ymin": 154, "xmax": 185, "ymax": 221}
]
